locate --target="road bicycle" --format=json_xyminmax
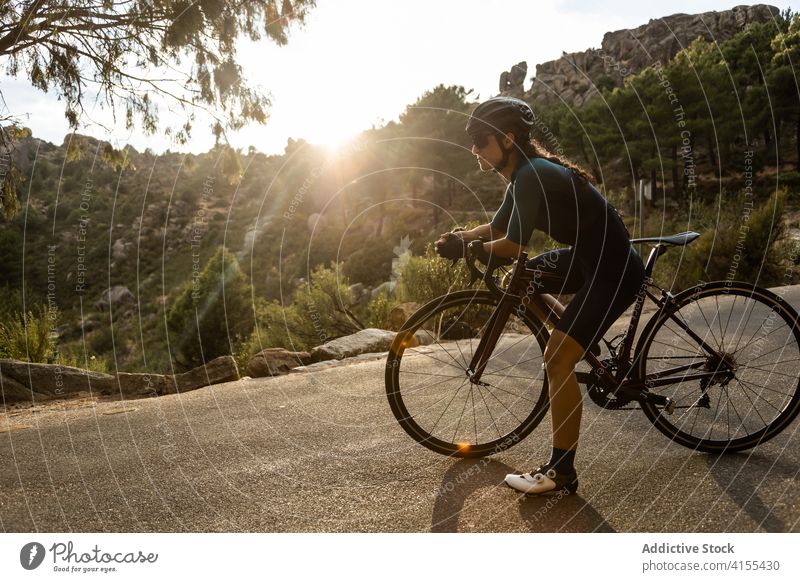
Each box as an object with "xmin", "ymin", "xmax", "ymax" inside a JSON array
[{"xmin": 385, "ymin": 232, "xmax": 800, "ymax": 457}]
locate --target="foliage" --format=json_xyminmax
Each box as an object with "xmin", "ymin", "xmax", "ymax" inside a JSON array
[
  {"xmin": 396, "ymin": 245, "xmax": 471, "ymax": 305},
  {"xmin": 0, "ymin": 0, "xmax": 316, "ymax": 216},
  {"xmin": 365, "ymin": 291, "xmax": 393, "ymax": 329},
  {"xmin": 166, "ymin": 246, "xmax": 256, "ymax": 370},
  {"xmin": 54, "ymin": 351, "xmax": 110, "ymax": 374},
  {"xmin": 254, "ymin": 263, "xmax": 363, "ymax": 352},
  {"xmin": 0, "ymin": 304, "xmax": 59, "ymax": 362},
  {"xmin": 652, "ymin": 190, "xmax": 789, "ymax": 291}
]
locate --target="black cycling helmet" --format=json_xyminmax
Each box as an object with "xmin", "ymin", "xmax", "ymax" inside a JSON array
[
  {"xmin": 465, "ymin": 96, "xmax": 535, "ymax": 139},
  {"xmin": 466, "ymin": 96, "xmax": 535, "ymax": 172}
]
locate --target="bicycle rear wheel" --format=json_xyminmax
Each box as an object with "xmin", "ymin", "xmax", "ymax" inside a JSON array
[
  {"xmin": 635, "ymin": 282, "xmax": 800, "ymax": 452},
  {"xmin": 385, "ymin": 289, "xmax": 550, "ymax": 458}
]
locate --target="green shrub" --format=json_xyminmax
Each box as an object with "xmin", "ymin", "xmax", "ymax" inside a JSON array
[
  {"xmin": 255, "ymin": 263, "xmax": 365, "ymax": 352},
  {"xmin": 652, "ymin": 189, "xmax": 789, "ymax": 291},
  {"xmin": 166, "ymin": 246, "xmax": 256, "ymax": 370},
  {"xmin": 396, "ymin": 245, "xmax": 471, "ymax": 305},
  {"xmin": 54, "ymin": 351, "xmax": 111, "ymax": 374},
  {"xmin": 365, "ymin": 291, "xmax": 393, "ymax": 329},
  {"xmin": 0, "ymin": 304, "xmax": 59, "ymax": 362}
]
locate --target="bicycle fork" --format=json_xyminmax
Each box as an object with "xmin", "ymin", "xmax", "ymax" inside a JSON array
[{"xmin": 466, "ymin": 295, "xmax": 516, "ymax": 385}]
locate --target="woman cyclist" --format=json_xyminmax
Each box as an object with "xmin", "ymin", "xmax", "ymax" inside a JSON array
[{"xmin": 435, "ymin": 96, "xmax": 645, "ymax": 495}]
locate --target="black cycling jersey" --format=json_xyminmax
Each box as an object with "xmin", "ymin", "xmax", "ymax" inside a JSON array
[
  {"xmin": 490, "ymin": 156, "xmax": 613, "ymax": 250},
  {"xmin": 489, "ymin": 155, "xmax": 645, "ymax": 351}
]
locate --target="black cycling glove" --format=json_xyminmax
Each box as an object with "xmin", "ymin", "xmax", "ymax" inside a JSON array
[
  {"xmin": 435, "ymin": 229, "xmax": 468, "ymax": 262},
  {"xmin": 468, "ymin": 240, "xmax": 515, "ymax": 271}
]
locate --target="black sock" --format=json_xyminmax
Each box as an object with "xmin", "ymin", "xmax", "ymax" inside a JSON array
[{"xmin": 547, "ymin": 447, "xmax": 576, "ymax": 474}]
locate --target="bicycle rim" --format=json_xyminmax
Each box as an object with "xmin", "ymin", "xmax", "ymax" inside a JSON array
[
  {"xmin": 385, "ymin": 290, "xmax": 550, "ymax": 457},
  {"xmin": 636, "ymin": 282, "xmax": 800, "ymax": 452}
]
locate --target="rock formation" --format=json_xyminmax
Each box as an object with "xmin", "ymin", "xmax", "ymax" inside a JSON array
[{"xmin": 501, "ymin": 4, "xmax": 780, "ymax": 108}]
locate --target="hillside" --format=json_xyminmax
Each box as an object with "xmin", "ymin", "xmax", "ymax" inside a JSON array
[{"xmin": 2, "ymin": 7, "xmax": 800, "ymax": 375}]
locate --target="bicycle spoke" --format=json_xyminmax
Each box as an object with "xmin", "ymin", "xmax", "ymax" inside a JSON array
[
  {"xmin": 480, "ymin": 382, "xmax": 525, "ymax": 426},
  {"xmin": 726, "ymin": 394, "xmax": 731, "ymax": 441},
  {"xmin": 724, "ymin": 383, "xmax": 748, "ymax": 439},
  {"xmin": 735, "ymin": 308, "xmax": 788, "ymax": 358},
  {"xmin": 483, "ymin": 372, "xmax": 545, "ymax": 381},
  {"xmin": 735, "ymin": 377, "xmax": 786, "ymax": 415},
  {"xmin": 474, "ymin": 382, "xmax": 504, "ymax": 442},
  {"xmin": 451, "ymin": 329, "xmax": 471, "ymax": 370},
  {"xmin": 478, "ymin": 381, "xmax": 538, "ymax": 404},
  {"xmin": 658, "ymin": 321, "xmax": 707, "ymax": 355},
  {"xmin": 387, "ymin": 291, "xmax": 548, "ymax": 456},
  {"xmin": 406, "ymin": 341, "xmax": 468, "ymax": 372},
  {"xmin": 650, "ymin": 334, "xmax": 701, "ymax": 355},
  {"xmin": 481, "ymin": 354, "xmax": 544, "ymax": 377},
  {"xmin": 695, "ymin": 298, "xmax": 722, "ymax": 352},
  {"xmin": 714, "ymin": 294, "xmax": 726, "ymax": 350},
  {"xmin": 721, "ymin": 293, "xmax": 738, "ymax": 343},
  {"xmin": 736, "ymin": 365, "xmax": 800, "ymax": 385},
  {"xmin": 471, "ymin": 385, "xmax": 479, "ymax": 445},
  {"xmin": 451, "ymin": 383, "xmax": 473, "ymax": 443},
  {"xmin": 401, "ymin": 371, "xmax": 470, "ymax": 398},
  {"xmin": 731, "ymin": 293, "xmax": 759, "ymax": 354},
  {"xmin": 429, "ymin": 378, "xmax": 469, "ymax": 435},
  {"xmin": 708, "ymin": 384, "xmax": 726, "ymax": 442},
  {"xmin": 732, "ymin": 378, "xmax": 770, "ymax": 427},
  {"xmin": 486, "ymin": 332, "xmax": 535, "ymax": 363},
  {"xmin": 737, "ymin": 338, "xmax": 796, "ymax": 366},
  {"xmin": 400, "ymin": 370, "xmax": 465, "ymax": 380}
]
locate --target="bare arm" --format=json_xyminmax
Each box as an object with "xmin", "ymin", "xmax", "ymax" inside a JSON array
[
  {"xmin": 435, "ymin": 223, "xmax": 505, "ymax": 249},
  {"xmin": 483, "ymin": 237, "xmax": 524, "ymax": 259}
]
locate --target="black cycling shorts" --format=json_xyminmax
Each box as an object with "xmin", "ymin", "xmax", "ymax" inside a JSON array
[{"xmin": 524, "ymin": 209, "xmax": 646, "ymax": 351}]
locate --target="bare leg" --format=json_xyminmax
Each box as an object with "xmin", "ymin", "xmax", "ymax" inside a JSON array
[
  {"xmin": 544, "ymin": 330, "xmax": 585, "ymax": 451},
  {"xmin": 526, "ymin": 293, "xmax": 565, "ymax": 328}
]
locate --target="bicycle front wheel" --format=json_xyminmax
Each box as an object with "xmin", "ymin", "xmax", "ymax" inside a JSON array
[
  {"xmin": 635, "ymin": 281, "xmax": 800, "ymax": 452},
  {"xmin": 385, "ymin": 289, "xmax": 550, "ymax": 458}
]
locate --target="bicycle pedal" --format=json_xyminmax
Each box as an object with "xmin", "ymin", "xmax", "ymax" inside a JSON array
[{"xmin": 664, "ymin": 398, "xmax": 675, "ymax": 415}]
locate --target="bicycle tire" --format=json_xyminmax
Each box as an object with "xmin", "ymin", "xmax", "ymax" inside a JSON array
[
  {"xmin": 634, "ymin": 281, "xmax": 800, "ymax": 453},
  {"xmin": 385, "ymin": 289, "xmax": 550, "ymax": 458}
]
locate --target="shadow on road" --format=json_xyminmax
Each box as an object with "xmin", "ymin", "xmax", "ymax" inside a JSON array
[
  {"xmin": 431, "ymin": 458, "xmax": 615, "ymax": 532},
  {"xmin": 704, "ymin": 451, "xmax": 797, "ymax": 532}
]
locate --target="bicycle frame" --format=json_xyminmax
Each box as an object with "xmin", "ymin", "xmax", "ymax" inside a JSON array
[{"xmin": 466, "ymin": 242, "xmax": 730, "ymax": 411}]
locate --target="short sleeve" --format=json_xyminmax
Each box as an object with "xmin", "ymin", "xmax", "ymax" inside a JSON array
[
  {"xmin": 489, "ymin": 185, "xmax": 513, "ymax": 235},
  {"xmin": 503, "ymin": 167, "xmax": 543, "ymax": 245}
]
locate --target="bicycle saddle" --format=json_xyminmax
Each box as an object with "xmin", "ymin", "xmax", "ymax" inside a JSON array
[{"xmin": 630, "ymin": 231, "xmax": 700, "ymax": 246}]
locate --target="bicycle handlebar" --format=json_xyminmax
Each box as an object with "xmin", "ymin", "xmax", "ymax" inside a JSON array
[{"xmin": 464, "ymin": 247, "xmax": 507, "ymax": 296}]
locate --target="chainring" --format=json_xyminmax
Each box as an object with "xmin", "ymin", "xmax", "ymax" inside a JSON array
[{"xmin": 586, "ymin": 360, "xmax": 635, "ymax": 410}]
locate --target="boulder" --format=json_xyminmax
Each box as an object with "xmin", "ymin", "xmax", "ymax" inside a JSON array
[
  {"xmin": 385, "ymin": 302, "xmax": 419, "ymax": 331},
  {"xmin": 0, "ymin": 372, "xmax": 49, "ymax": 403},
  {"xmin": 115, "ymin": 373, "xmax": 169, "ymax": 397},
  {"xmin": 164, "ymin": 355, "xmax": 240, "ymax": 395},
  {"xmin": 311, "ymin": 328, "xmax": 396, "ymax": 362},
  {"xmin": 94, "ymin": 286, "xmax": 135, "ymax": 312},
  {"xmin": 0, "ymin": 358, "xmax": 116, "ymax": 399},
  {"xmin": 246, "ymin": 348, "xmax": 311, "ymax": 378},
  {"xmin": 111, "ymin": 238, "xmax": 130, "ymax": 260}
]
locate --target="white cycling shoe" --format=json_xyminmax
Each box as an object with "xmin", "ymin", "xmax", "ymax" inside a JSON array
[{"xmin": 504, "ymin": 465, "xmax": 579, "ymax": 495}]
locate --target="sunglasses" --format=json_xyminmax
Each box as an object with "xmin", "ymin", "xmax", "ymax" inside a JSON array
[{"xmin": 470, "ymin": 133, "xmax": 494, "ymax": 149}]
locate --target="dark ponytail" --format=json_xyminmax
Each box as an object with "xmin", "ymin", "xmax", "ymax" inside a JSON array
[{"xmin": 512, "ymin": 131, "xmax": 595, "ymax": 184}]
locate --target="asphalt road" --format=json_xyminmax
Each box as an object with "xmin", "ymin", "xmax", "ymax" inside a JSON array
[{"xmin": 2, "ymin": 287, "xmax": 799, "ymax": 533}]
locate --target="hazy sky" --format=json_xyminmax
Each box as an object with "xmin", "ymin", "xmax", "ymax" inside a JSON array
[{"xmin": 0, "ymin": 0, "xmax": 795, "ymax": 154}]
